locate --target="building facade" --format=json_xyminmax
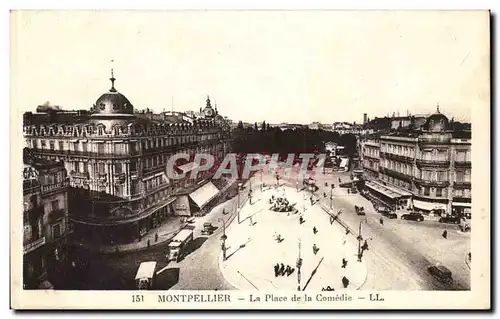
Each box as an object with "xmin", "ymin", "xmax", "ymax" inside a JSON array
[
  {"xmin": 23, "ymin": 151, "xmax": 70, "ymax": 289},
  {"xmin": 23, "ymin": 73, "xmax": 231, "ymax": 245},
  {"xmin": 360, "ymin": 107, "xmax": 471, "ymax": 218}
]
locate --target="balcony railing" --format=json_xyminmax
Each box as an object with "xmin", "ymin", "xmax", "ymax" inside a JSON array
[
  {"xmin": 363, "ymin": 153, "xmax": 380, "ymax": 161},
  {"xmin": 34, "ymin": 148, "xmax": 139, "ymax": 159},
  {"xmin": 453, "ymin": 181, "xmax": 471, "ymax": 189},
  {"xmin": 23, "ymin": 236, "xmax": 46, "ymax": 254},
  {"xmin": 70, "ymin": 171, "xmax": 90, "ymax": 179},
  {"xmin": 381, "ymin": 152, "xmax": 414, "ymax": 164},
  {"xmin": 416, "ymin": 159, "xmax": 450, "ymax": 168},
  {"xmin": 454, "ymin": 160, "xmax": 471, "ymax": 168},
  {"xmin": 379, "ymin": 167, "xmax": 413, "ymax": 182},
  {"xmin": 414, "ymin": 178, "xmax": 450, "ymax": 187},
  {"xmin": 418, "ymin": 135, "xmax": 452, "ymax": 145},
  {"xmin": 41, "ymin": 180, "xmax": 69, "ymax": 195}
]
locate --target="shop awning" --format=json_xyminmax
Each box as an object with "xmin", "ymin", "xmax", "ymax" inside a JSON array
[
  {"xmin": 413, "ymin": 199, "xmax": 447, "ymax": 211},
  {"xmin": 371, "ymin": 180, "xmax": 412, "ymax": 197},
  {"xmin": 452, "ymin": 202, "xmax": 471, "ymax": 208},
  {"xmin": 365, "ymin": 181, "xmax": 401, "ymax": 200},
  {"xmin": 178, "ymin": 162, "xmax": 199, "ymax": 173},
  {"xmin": 189, "ymin": 181, "xmax": 219, "ymax": 209}
]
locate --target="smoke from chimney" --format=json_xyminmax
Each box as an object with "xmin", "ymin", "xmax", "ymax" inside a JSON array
[{"xmin": 36, "ymin": 101, "xmax": 61, "ymax": 112}]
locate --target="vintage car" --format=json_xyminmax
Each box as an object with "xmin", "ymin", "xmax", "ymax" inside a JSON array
[
  {"xmin": 438, "ymin": 216, "xmax": 461, "ymax": 224},
  {"xmin": 401, "ymin": 212, "xmax": 424, "ymax": 222},
  {"xmin": 385, "ymin": 212, "xmax": 397, "ymax": 219},
  {"xmin": 201, "ymin": 222, "xmax": 216, "ymax": 236},
  {"xmin": 428, "ymin": 265, "xmax": 453, "ymax": 284}
]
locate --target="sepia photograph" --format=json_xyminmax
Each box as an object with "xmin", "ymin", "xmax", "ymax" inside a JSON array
[{"xmin": 10, "ymin": 10, "xmax": 490, "ymax": 310}]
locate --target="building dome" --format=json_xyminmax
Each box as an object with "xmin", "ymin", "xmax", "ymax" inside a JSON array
[
  {"xmin": 424, "ymin": 105, "xmax": 449, "ymax": 132},
  {"xmin": 94, "ymin": 91, "xmax": 134, "ymax": 115},
  {"xmin": 91, "ymin": 69, "xmax": 134, "ymax": 116}
]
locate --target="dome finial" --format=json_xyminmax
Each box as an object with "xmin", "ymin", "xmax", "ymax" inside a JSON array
[
  {"xmin": 436, "ymin": 103, "xmax": 440, "ymax": 113},
  {"xmin": 206, "ymin": 95, "xmax": 211, "ymax": 107},
  {"xmin": 109, "ymin": 60, "xmax": 117, "ymax": 92}
]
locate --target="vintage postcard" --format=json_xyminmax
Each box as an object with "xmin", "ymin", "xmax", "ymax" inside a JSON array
[{"xmin": 10, "ymin": 10, "xmax": 490, "ymax": 310}]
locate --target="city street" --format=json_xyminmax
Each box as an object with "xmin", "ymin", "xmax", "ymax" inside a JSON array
[
  {"xmin": 63, "ymin": 167, "xmax": 470, "ymax": 291},
  {"xmin": 286, "ymin": 169, "xmax": 471, "ymax": 291}
]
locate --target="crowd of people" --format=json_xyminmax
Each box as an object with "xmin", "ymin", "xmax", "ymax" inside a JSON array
[{"xmin": 273, "ymin": 263, "xmax": 296, "ymax": 277}]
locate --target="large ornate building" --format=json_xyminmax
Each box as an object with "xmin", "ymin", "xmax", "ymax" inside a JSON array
[
  {"xmin": 23, "ymin": 150, "xmax": 70, "ymax": 289},
  {"xmin": 23, "ymin": 71, "xmax": 231, "ymax": 244},
  {"xmin": 360, "ymin": 107, "xmax": 471, "ymax": 218}
]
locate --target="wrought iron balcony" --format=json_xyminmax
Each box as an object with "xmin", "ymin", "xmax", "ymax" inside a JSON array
[
  {"xmin": 41, "ymin": 180, "xmax": 69, "ymax": 195},
  {"xmin": 70, "ymin": 171, "xmax": 89, "ymax": 179},
  {"xmin": 454, "ymin": 160, "xmax": 471, "ymax": 168},
  {"xmin": 363, "ymin": 153, "xmax": 380, "ymax": 161},
  {"xmin": 381, "ymin": 152, "xmax": 414, "ymax": 164},
  {"xmin": 418, "ymin": 135, "xmax": 452, "ymax": 145},
  {"xmin": 414, "ymin": 178, "xmax": 450, "ymax": 187},
  {"xmin": 416, "ymin": 158, "xmax": 450, "ymax": 168},
  {"xmin": 23, "ymin": 236, "xmax": 46, "ymax": 254},
  {"xmin": 33, "ymin": 148, "xmax": 139, "ymax": 159},
  {"xmin": 453, "ymin": 181, "xmax": 471, "ymax": 189},
  {"xmin": 379, "ymin": 167, "xmax": 413, "ymax": 182}
]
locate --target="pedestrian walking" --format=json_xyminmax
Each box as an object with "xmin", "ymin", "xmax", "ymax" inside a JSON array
[
  {"xmin": 442, "ymin": 230, "xmax": 448, "ymax": 239},
  {"xmin": 347, "ymin": 189, "xmax": 350, "ymax": 194},
  {"xmin": 279, "ymin": 263, "xmax": 285, "ymax": 276},
  {"xmin": 345, "ymin": 228, "xmax": 350, "ymax": 235},
  {"xmin": 155, "ymin": 232, "xmax": 159, "ymax": 242},
  {"xmin": 147, "ymin": 239, "xmax": 150, "ymax": 248},
  {"xmin": 274, "ymin": 263, "xmax": 279, "ymax": 277},
  {"xmin": 313, "ymin": 244, "xmax": 319, "ymax": 255},
  {"xmin": 362, "ymin": 240, "xmax": 369, "ymax": 251},
  {"xmin": 342, "ymin": 276, "xmax": 350, "ymax": 288},
  {"xmin": 313, "ymin": 227, "xmax": 318, "ymax": 234},
  {"xmin": 342, "ymin": 258, "xmax": 348, "ymax": 269},
  {"xmin": 379, "ymin": 217, "xmax": 384, "ymax": 225}
]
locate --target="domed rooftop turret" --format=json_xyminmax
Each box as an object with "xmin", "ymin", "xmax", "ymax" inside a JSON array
[
  {"xmin": 202, "ymin": 95, "xmax": 216, "ymax": 119},
  {"xmin": 423, "ymin": 104, "xmax": 449, "ymax": 132},
  {"xmin": 91, "ymin": 69, "xmax": 134, "ymax": 116}
]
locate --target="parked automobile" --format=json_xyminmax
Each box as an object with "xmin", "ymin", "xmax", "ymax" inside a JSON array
[
  {"xmin": 428, "ymin": 265, "xmax": 453, "ymax": 284},
  {"xmin": 377, "ymin": 206, "xmax": 388, "ymax": 214},
  {"xmin": 401, "ymin": 212, "xmax": 424, "ymax": 222},
  {"xmin": 439, "ymin": 216, "xmax": 461, "ymax": 224},
  {"xmin": 201, "ymin": 222, "xmax": 216, "ymax": 236},
  {"xmin": 385, "ymin": 212, "xmax": 398, "ymax": 219}
]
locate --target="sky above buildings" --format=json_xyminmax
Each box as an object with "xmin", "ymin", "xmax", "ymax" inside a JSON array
[{"xmin": 11, "ymin": 11, "xmax": 488, "ymax": 124}]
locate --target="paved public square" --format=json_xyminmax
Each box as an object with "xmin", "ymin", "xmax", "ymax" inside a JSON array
[{"xmin": 219, "ymin": 184, "xmax": 367, "ymax": 291}]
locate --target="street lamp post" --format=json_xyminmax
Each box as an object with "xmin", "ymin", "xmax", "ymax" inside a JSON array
[
  {"xmin": 357, "ymin": 218, "xmax": 368, "ymax": 262},
  {"xmin": 219, "ymin": 218, "xmax": 227, "ymax": 261},
  {"xmin": 330, "ymin": 184, "xmax": 334, "ymax": 209},
  {"xmin": 296, "ymin": 239, "xmax": 302, "ymax": 291},
  {"xmin": 249, "ymin": 182, "xmax": 253, "ymax": 205},
  {"xmin": 260, "ymin": 169, "xmax": 263, "ymax": 191}
]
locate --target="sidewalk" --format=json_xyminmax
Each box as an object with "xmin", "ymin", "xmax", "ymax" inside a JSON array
[{"xmin": 98, "ymin": 216, "xmax": 184, "ymax": 253}]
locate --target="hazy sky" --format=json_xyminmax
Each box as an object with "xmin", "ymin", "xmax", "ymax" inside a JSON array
[{"xmin": 11, "ymin": 11, "xmax": 488, "ymax": 124}]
